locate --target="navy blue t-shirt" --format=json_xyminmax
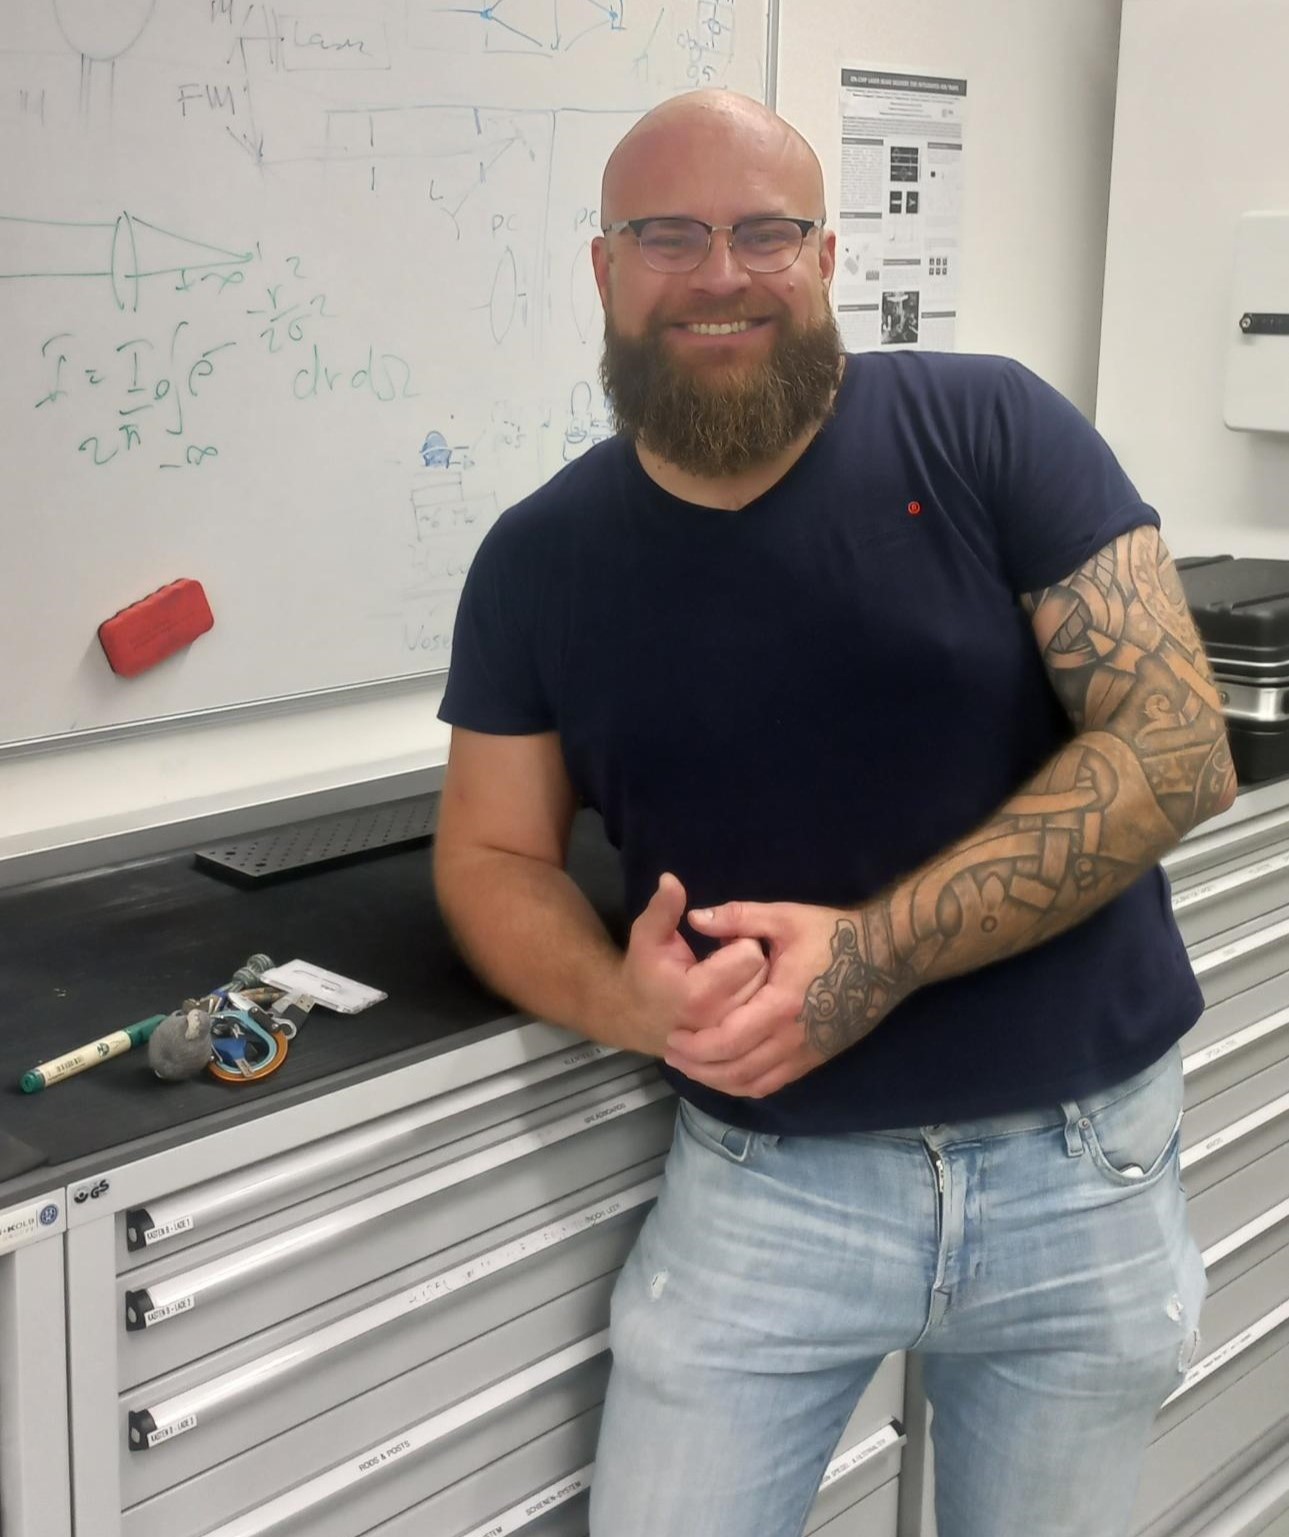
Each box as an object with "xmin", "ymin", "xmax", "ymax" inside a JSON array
[{"xmin": 439, "ymin": 352, "xmax": 1203, "ymax": 1133}]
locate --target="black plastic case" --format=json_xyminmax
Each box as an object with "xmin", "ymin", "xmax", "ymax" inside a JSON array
[{"xmin": 1177, "ymin": 556, "xmax": 1289, "ymax": 785}]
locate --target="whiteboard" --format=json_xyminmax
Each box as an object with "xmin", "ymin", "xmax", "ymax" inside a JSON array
[{"xmin": 0, "ymin": 0, "xmax": 768, "ymax": 749}]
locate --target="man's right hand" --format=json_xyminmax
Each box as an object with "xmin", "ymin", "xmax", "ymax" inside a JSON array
[{"xmin": 620, "ymin": 872, "xmax": 770, "ymax": 1057}]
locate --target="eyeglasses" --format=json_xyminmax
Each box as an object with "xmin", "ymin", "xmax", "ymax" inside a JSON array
[{"xmin": 601, "ymin": 216, "xmax": 825, "ymax": 274}]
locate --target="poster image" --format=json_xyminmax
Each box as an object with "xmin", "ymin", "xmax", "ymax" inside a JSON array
[
  {"xmin": 881, "ymin": 290, "xmax": 919, "ymax": 345},
  {"xmin": 835, "ymin": 67, "xmax": 967, "ymax": 353}
]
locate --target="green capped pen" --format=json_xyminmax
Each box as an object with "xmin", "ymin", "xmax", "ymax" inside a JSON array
[{"xmin": 19, "ymin": 1015, "xmax": 168, "ymax": 1093}]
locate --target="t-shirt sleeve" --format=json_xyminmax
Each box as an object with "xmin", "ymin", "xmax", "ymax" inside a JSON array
[
  {"xmin": 984, "ymin": 359, "xmax": 1160, "ymax": 594},
  {"xmin": 437, "ymin": 516, "xmax": 556, "ymax": 735}
]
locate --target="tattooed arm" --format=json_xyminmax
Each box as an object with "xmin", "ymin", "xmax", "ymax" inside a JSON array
[{"xmin": 670, "ymin": 526, "xmax": 1237, "ymax": 1097}]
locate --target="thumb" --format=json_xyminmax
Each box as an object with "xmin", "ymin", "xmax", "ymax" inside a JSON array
[
  {"xmin": 633, "ymin": 872, "xmax": 689, "ymax": 945},
  {"xmin": 688, "ymin": 899, "xmax": 785, "ymax": 944}
]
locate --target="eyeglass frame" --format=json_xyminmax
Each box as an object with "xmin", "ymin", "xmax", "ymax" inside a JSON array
[{"xmin": 600, "ymin": 215, "xmax": 826, "ymax": 273}]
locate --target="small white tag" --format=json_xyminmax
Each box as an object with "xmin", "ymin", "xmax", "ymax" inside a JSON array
[
  {"xmin": 144, "ymin": 1215, "xmax": 195, "ymax": 1246},
  {"xmin": 148, "ymin": 1413, "xmax": 198, "ymax": 1447},
  {"xmin": 260, "ymin": 961, "xmax": 386, "ymax": 1014},
  {"xmin": 144, "ymin": 1295, "xmax": 195, "ymax": 1327},
  {"xmin": 353, "ymin": 1434, "xmax": 414, "ymax": 1477}
]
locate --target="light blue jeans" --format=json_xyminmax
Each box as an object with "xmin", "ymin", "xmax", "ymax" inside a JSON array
[{"xmin": 589, "ymin": 1046, "xmax": 1205, "ymax": 1537}]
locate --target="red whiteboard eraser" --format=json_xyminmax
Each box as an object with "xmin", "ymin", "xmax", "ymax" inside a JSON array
[{"xmin": 97, "ymin": 579, "xmax": 214, "ymax": 678}]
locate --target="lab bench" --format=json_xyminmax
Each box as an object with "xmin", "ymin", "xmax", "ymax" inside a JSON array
[{"xmin": 3, "ymin": 785, "xmax": 1289, "ymax": 1537}]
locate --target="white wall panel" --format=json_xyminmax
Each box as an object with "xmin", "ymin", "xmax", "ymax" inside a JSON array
[{"xmin": 1097, "ymin": 0, "xmax": 1289, "ymax": 560}]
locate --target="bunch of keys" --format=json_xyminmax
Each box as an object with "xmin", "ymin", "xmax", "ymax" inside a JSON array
[{"xmin": 207, "ymin": 989, "xmax": 312, "ymax": 1084}]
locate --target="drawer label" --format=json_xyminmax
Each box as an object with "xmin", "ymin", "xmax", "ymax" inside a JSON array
[
  {"xmin": 1192, "ymin": 915, "xmax": 1289, "ymax": 977},
  {"xmin": 457, "ymin": 1465, "xmax": 594, "ymax": 1537},
  {"xmin": 818, "ymin": 1422, "xmax": 902, "ymax": 1490},
  {"xmin": 1172, "ymin": 848, "xmax": 1289, "ymax": 911},
  {"xmin": 1165, "ymin": 1297, "xmax": 1289, "ymax": 1405},
  {"xmin": 560, "ymin": 1044, "xmax": 613, "ymax": 1068},
  {"xmin": 1181, "ymin": 1090, "xmax": 1289, "ymax": 1170},
  {"xmin": 147, "ymin": 1413, "xmax": 198, "ymax": 1448},
  {"xmin": 144, "ymin": 1215, "xmax": 195, "ymax": 1247},
  {"xmin": 355, "ymin": 1435, "xmax": 413, "ymax": 1476},
  {"xmin": 144, "ymin": 1295, "xmax": 195, "ymax": 1327},
  {"xmin": 525, "ymin": 1470, "xmax": 591, "ymax": 1518},
  {"xmin": 584, "ymin": 1098, "xmax": 627, "ymax": 1125},
  {"xmin": 1183, "ymin": 1004, "xmax": 1289, "ymax": 1077},
  {"xmin": 398, "ymin": 1182, "xmax": 653, "ymax": 1315}
]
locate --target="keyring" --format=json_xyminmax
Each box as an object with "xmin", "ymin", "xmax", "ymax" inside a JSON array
[{"xmin": 207, "ymin": 1009, "xmax": 289, "ymax": 1083}]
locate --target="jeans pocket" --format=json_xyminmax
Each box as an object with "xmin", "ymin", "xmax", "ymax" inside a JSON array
[
  {"xmin": 1076, "ymin": 1048, "xmax": 1184, "ymax": 1188},
  {"xmin": 677, "ymin": 1099, "xmax": 760, "ymax": 1165}
]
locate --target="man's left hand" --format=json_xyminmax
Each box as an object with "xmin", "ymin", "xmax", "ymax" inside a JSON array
[{"xmin": 665, "ymin": 899, "xmax": 904, "ymax": 1099}]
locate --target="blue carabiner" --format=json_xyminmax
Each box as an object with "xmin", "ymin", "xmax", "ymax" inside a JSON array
[{"xmin": 210, "ymin": 1008, "xmax": 282, "ymax": 1078}]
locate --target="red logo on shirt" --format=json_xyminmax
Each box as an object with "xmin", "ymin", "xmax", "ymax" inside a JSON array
[{"xmin": 907, "ymin": 501, "xmax": 922, "ymax": 516}]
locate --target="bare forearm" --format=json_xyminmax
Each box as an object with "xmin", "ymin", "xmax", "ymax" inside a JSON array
[
  {"xmin": 434, "ymin": 847, "xmax": 640, "ymax": 1049},
  {"xmin": 801, "ymin": 733, "xmax": 1201, "ymax": 1052}
]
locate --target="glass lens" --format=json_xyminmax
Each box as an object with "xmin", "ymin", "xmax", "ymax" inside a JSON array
[
  {"xmin": 733, "ymin": 219, "xmax": 805, "ymax": 271},
  {"xmin": 637, "ymin": 219, "xmax": 710, "ymax": 271}
]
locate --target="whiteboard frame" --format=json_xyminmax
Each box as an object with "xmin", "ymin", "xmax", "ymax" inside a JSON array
[{"xmin": 0, "ymin": 669, "xmax": 444, "ymax": 762}]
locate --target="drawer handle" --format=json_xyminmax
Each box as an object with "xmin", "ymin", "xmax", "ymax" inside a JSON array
[
  {"xmin": 1202, "ymin": 1195, "xmax": 1289, "ymax": 1273},
  {"xmin": 1165, "ymin": 804, "xmax": 1289, "ymax": 875},
  {"xmin": 127, "ymin": 1175, "xmax": 661, "ymax": 1450},
  {"xmin": 1191, "ymin": 915, "xmax": 1289, "ymax": 979},
  {"xmin": 1172, "ymin": 847, "xmax": 1289, "ymax": 913},
  {"xmin": 1182, "ymin": 1005, "xmax": 1289, "ymax": 1079},
  {"xmin": 198, "ymin": 1330, "xmax": 611, "ymax": 1537},
  {"xmin": 447, "ymin": 1421, "xmax": 906, "ymax": 1537},
  {"xmin": 1180, "ymin": 1089, "xmax": 1289, "ymax": 1172},
  {"xmin": 123, "ymin": 1077, "xmax": 671, "ymax": 1330},
  {"xmin": 1162, "ymin": 1297, "xmax": 1289, "ymax": 1408},
  {"xmin": 125, "ymin": 1041, "xmax": 620, "ymax": 1250}
]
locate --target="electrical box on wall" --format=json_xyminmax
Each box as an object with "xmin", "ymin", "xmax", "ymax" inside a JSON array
[{"xmin": 1224, "ymin": 211, "xmax": 1289, "ymax": 432}]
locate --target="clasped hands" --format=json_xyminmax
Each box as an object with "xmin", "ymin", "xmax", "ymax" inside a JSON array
[{"xmin": 623, "ymin": 871, "xmax": 889, "ymax": 1100}]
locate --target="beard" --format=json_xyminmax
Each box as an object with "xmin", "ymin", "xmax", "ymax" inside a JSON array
[{"xmin": 598, "ymin": 302, "xmax": 844, "ymax": 478}]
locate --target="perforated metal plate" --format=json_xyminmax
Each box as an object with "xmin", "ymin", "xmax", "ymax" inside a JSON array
[{"xmin": 194, "ymin": 797, "xmax": 438, "ymax": 881}]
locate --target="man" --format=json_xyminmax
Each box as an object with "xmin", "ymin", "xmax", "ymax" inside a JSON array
[{"xmin": 433, "ymin": 89, "xmax": 1236, "ymax": 1537}]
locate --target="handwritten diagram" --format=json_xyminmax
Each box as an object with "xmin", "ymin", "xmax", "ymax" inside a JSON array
[
  {"xmin": 51, "ymin": 0, "xmax": 158, "ymax": 117},
  {"xmin": 408, "ymin": 0, "xmax": 625, "ymax": 56},
  {"xmin": 1, "ymin": 0, "xmax": 767, "ymax": 745},
  {"xmin": 0, "ymin": 212, "xmax": 252, "ymax": 312}
]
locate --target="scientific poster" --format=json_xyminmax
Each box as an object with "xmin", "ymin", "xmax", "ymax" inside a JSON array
[{"xmin": 835, "ymin": 67, "xmax": 967, "ymax": 352}]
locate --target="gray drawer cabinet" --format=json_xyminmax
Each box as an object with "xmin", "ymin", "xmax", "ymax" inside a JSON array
[
  {"xmin": 1126, "ymin": 791, "xmax": 1289, "ymax": 1537},
  {"xmin": 6, "ymin": 779, "xmax": 1289, "ymax": 1537},
  {"xmin": 63, "ymin": 1025, "xmax": 676, "ymax": 1537},
  {"xmin": 55, "ymin": 1005, "xmax": 912, "ymax": 1537},
  {"xmin": 52, "ymin": 1012, "xmax": 913, "ymax": 1537},
  {"xmin": 805, "ymin": 1356, "xmax": 905, "ymax": 1536},
  {"xmin": 0, "ymin": 1187, "xmax": 71, "ymax": 1537}
]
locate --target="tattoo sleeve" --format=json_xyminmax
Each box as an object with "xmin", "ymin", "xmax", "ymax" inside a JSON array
[{"xmin": 797, "ymin": 526, "xmax": 1237, "ymax": 1059}]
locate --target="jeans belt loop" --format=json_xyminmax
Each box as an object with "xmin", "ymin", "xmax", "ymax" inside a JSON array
[{"xmin": 1059, "ymin": 1101, "xmax": 1085, "ymax": 1157}]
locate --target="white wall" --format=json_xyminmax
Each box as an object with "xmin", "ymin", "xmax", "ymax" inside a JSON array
[
  {"xmin": 778, "ymin": 0, "xmax": 1124, "ymax": 412},
  {"xmin": 1, "ymin": 0, "xmax": 1126, "ymax": 879},
  {"xmin": 1097, "ymin": 0, "xmax": 1289, "ymax": 559}
]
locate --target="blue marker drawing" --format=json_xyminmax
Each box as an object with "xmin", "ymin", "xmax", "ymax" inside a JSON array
[
  {"xmin": 409, "ymin": 0, "xmax": 625, "ymax": 55},
  {"xmin": 420, "ymin": 430, "xmax": 453, "ymax": 467}
]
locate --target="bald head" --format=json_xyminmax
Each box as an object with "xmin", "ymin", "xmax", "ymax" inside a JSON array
[{"xmin": 601, "ymin": 91, "xmax": 825, "ymax": 226}]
